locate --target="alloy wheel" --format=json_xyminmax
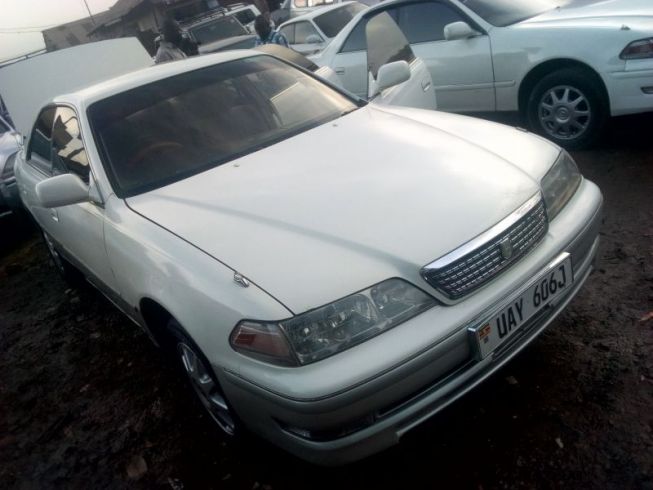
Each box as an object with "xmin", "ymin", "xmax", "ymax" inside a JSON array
[
  {"xmin": 538, "ymin": 85, "xmax": 591, "ymax": 141},
  {"xmin": 177, "ymin": 342, "xmax": 236, "ymax": 436}
]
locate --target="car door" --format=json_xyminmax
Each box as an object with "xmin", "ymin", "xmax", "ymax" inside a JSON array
[
  {"xmin": 17, "ymin": 106, "xmax": 57, "ymax": 229},
  {"xmin": 393, "ymin": 0, "xmax": 494, "ymax": 112},
  {"xmin": 365, "ymin": 10, "xmax": 436, "ymax": 109},
  {"xmin": 329, "ymin": 19, "xmax": 368, "ymax": 98},
  {"xmin": 20, "ymin": 105, "xmax": 119, "ymax": 296},
  {"xmin": 48, "ymin": 106, "xmax": 119, "ymax": 294}
]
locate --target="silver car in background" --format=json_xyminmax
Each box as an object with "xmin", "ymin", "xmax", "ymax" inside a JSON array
[{"xmin": 0, "ymin": 115, "xmax": 21, "ymax": 218}]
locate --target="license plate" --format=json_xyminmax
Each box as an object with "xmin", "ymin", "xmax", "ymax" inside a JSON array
[{"xmin": 471, "ymin": 255, "xmax": 573, "ymax": 359}]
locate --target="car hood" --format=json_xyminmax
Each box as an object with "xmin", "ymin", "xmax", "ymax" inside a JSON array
[
  {"xmin": 127, "ymin": 105, "xmax": 545, "ymax": 313},
  {"xmin": 519, "ymin": 0, "xmax": 653, "ymax": 28}
]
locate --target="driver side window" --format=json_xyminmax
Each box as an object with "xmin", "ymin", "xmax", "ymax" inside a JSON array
[
  {"xmin": 51, "ymin": 107, "xmax": 90, "ymax": 183},
  {"xmin": 27, "ymin": 107, "xmax": 56, "ymax": 175}
]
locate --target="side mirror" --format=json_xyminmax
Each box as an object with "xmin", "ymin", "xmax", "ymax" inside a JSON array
[
  {"xmin": 376, "ymin": 60, "xmax": 410, "ymax": 92},
  {"xmin": 444, "ymin": 21, "xmax": 479, "ymax": 41},
  {"xmin": 36, "ymin": 173, "xmax": 89, "ymax": 208}
]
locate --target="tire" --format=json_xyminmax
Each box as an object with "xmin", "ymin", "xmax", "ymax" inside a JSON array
[
  {"xmin": 525, "ymin": 67, "xmax": 608, "ymax": 150},
  {"xmin": 166, "ymin": 319, "xmax": 241, "ymax": 437},
  {"xmin": 41, "ymin": 230, "xmax": 83, "ymax": 285}
]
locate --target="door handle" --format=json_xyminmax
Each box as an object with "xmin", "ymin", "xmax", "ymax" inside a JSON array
[
  {"xmin": 422, "ymin": 79, "xmax": 432, "ymax": 92},
  {"xmin": 335, "ymin": 67, "xmax": 345, "ymax": 75},
  {"xmin": 50, "ymin": 209, "xmax": 59, "ymax": 222}
]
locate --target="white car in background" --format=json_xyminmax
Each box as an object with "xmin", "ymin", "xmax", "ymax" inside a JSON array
[
  {"xmin": 5, "ymin": 39, "xmax": 602, "ymax": 465},
  {"xmin": 278, "ymin": 2, "xmax": 367, "ymax": 55},
  {"xmin": 315, "ymin": 0, "xmax": 653, "ymax": 148},
  {"xmin": 272, "ymin": 0, "xmax": 379, "ymax": 24}
]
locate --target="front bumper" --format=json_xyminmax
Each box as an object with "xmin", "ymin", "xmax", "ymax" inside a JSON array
[
  {"xmin": 607, "ymin": 60, "xmax": 653, "ymax": 116},
  {"xmin": 219, "ymin": 179, "xmax": 603, "ymax": 465}
]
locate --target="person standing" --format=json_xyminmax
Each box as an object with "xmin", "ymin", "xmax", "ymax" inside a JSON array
[
  {"xmin": 155, "ymin": 19, "xmax": 187, "ymax": 64},
  {"xmin": 253, "ymin": 15, "xmax": 289, "ymax": 48}
]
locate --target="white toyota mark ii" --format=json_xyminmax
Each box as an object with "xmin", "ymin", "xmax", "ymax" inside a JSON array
[{"xmin": 7, "ymin": 41, "xmax": 602, "ymax": 465}]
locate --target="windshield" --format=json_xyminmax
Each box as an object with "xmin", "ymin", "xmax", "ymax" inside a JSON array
[
  {"xmin": 88, "ymin": 56, "xmax": 358, "ymax": 197},
  {"xmin": 460, "ymin": 0, "xmax": 574, "ymax": 27},
  {"xmin": 314, "ymin": 3, "xmax": 367, "ymax": 38},
  {"xmin": 188, "ymin": 16, "xmax": 247, "ymax": 44}
]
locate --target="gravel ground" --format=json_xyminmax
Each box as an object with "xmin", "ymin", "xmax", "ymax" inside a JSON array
[{"xmin": 0, "ymin": 114, "xmax": 651, "ymax": 489}]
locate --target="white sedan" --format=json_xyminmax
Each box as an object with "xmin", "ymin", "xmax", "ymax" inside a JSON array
[
  {"xmin": 278, "ymin": 2, "xmax": 367, "ymax": 55},
  {"xmin": 315, "ymin": 0, "xmax": 653, "ymax": 148},
  {"xmin": 9, "ymin": 42, "xmax": 601, "ymax": 465}
]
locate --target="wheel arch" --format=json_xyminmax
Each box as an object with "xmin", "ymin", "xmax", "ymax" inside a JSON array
[
  {"xmin": 139, "ymin": 297, "xmax": 177, "ymax": 348},
  {"xmin": 518, "ymin": 58, "xmax": 610, "ymax": 114}
]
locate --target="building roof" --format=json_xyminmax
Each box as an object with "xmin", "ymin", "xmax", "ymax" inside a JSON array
[
  {"xmin": 42, "ymin": 9, "xmax": 114, "ymax": 37},
  {"xmin": 88, "ymin": 0, "xmax": 184, "ymax": 33}
]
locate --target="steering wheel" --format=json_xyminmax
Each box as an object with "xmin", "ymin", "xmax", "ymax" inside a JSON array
[{"xmin": 128, "ymin": 141, "xmax": 183, "ymax": 167}]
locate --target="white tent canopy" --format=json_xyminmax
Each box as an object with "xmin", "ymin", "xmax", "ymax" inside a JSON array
[{"xmin": 0, "ymin": 38, "xmax": 152, "ymax": 138}]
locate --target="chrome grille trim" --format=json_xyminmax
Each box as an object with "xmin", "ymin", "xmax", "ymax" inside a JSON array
[{"xmin": 421, "ymin": 193, "xmax": 548, "ymax": 300}]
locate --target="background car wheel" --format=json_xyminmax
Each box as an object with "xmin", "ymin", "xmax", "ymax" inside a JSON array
[
  {"xmin": 167, "ymin": 319, "xmax": 240, "ymax": 437},
  {"xmin": 526, "ymin": 67, "xmax": 607, "ymax": 150},
  {"xmin": 42, "ymin": 231, "xmax": 83, "ymax": 285}
]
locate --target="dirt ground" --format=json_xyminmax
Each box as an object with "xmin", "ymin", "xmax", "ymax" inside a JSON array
[{"xmin": 0, "ymin": 113, "xmax": 652, "ymax": 490}]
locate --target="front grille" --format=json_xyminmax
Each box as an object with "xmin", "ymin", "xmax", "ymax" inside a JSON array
[{"xmin": 422, "ymin": 197, "xmax": 548, "ymax": 300}]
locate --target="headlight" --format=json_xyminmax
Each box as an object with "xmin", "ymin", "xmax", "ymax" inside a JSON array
[
  {"xmin": 620, "ymin": 37, "xmax": 653, "ymax": 60},
  {"xmin": 541, "ymin": 150, "xmax": 581, "ymax": 220},
  {"xmin": 230, "ymin": 279, "xmax": 436, "ymax": 366}
]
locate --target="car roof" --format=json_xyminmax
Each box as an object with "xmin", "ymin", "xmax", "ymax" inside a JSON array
[
  {"xmin": 56, "ymin": 50, "xmax": 262, "ymax": 108},
  {"xmin": 280, "ymin": 1, "xmax": 362, "ymax": 24}
]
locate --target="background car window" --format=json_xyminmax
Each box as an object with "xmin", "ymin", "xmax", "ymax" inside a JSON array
[
  {"xmin": 0, "ymin": 118, "xmax": 9, "ymax": 134},
  {"xmin": 314, "ymin": 3, "xmax": 367, "ymax": 38},
  {"xmin": 341, "ymin": 19, "xmax": 367, "ymax": 52},
  {"xmin": 51, "ymin": 107, "xmax": 90, "ymax": 183},
  {"xmin": 366, "ymin": 10, "xmax": 415, "ymax": 78},
  {"xmin": 340, "ymin": 9, "xmax": 397, "ymax": 53},
  {"xmin": 235, "ymin": 9, "xmax": 256, "ymax": 26},
  {"xmin": 280, "ymin": 24, "xmax": 295, "ymax": 44},
  {"xmin": 294, "ymin": 22, "xmax": 321, "ymax": 44},
  {"xmin": 190, "ymin": 17, "xmax": 247, "ymax": 44},
  {"xmin": 27, "ymin": 106, "xmax": 55, "ymax": 174},
  {"xmin": 397, "ymin": 2, "xmax": 463, "ymax": 43}
]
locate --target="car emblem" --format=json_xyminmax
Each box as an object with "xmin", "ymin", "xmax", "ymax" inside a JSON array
[
  {"xmin": 233, "ymin": 272, "xmax": 250, "ymax": 288},
  {"xmin": 499, "ymin": 238, "xmax": 513, "ymax": 260}
]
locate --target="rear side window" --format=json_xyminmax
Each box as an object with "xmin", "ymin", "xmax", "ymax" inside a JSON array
[
  {"xmin": 51, "ymin": 107, "xmax": 90, "ymax": 183},
  {"xmin": 366, "ymin": 10, "xmax": 415, "ymax": 78},
  {"xmin": 28, "ymin": 107, "xmax": 56, "ymax": 174},
  {"xmin": 397, "ymin": 2, "xmax": 463, "ymax": 43},
  {"xmin": 314, "ymin": 3, "xmax": 367, "ymax": 38}
]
